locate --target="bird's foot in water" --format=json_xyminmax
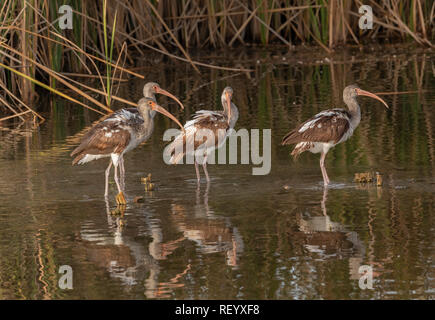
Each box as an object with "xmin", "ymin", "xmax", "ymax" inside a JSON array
[
  {"xmin": 144, "ymin": 183, "xmax": 155, "ymax": 192},
  {"xmin": 110, "ymin": 204, "xmax": 126, "ymax": 216},
  {"xmin": 141, "ymin": 173, "xmax": 152, "ymax": 184},
  {"xmin": 141, "ymin": 173, "xmax": 155, "ymax": 191},
  {"xmin": 116, "ymin": 192, "xmax": 126, "ymax": 205}
]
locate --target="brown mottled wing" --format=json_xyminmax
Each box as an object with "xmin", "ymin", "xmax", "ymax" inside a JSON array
[
  {"xmin": 71, "ymin": 120, "xmax": 131, "ymax": 164},
  {"xmin": 168, "ymin": 110, "xmax": 229, "ymax": 164},
  {"xmin": 282, "ymin": 109, "xmax": 350, "ymax": 145},
  {"xmin": 191, "ymin": 111, "xmax": 229, "ymax": 148}
]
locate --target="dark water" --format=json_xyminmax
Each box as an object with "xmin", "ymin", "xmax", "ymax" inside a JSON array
[{"xmin": 0, "ymin": 46, "xmax": 434, "ymax": 299}]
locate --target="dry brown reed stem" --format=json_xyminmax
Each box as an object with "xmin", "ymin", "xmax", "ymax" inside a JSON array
[
  {"xmin": 1, "ymin": 0, "xmax": 433, "ymax": 123},
  {"xmin": 144, "ymin": 0, "xmax": 200, "ymax": 73},
  {"xmin": 71, "ymin": 8, "xmax": 253, "ymax": 72},
  {"xmin": 60, "ymin": 75, "xmax": 137, "ymax": 107},
  {"xmin": 387, "ymin": 5, "xmax": 432, "ymax": 47},
  {"xmin": 5, "ymin": 25, "xmax": 99, "ymax": 82},
  {"xmin": 353, "ymin": 0, "xmax": 433, "ymax": 48},
  {"xmin": 164, "ymin": 4, "xmax": 324, "ymax": 20},
  {"xmin": 0, "ymin": 60, "xmax": 105, "ymax": 116},
  {"xmin": 329, "ymin": 0, "xmax": 334, "ymax": 49},
  {"xmin": 236, "ymin": 0, "xmax": 291, "ymax": 47},
  {"xmin": 229, "ymin": 0, "xmax": 263, "ymax": 47},
  {"xmin": 48, "ymin": 29, "xmax": 144, "ymax": 79},
  {"xmin": 60, "ymin": 73, "xmax": 127, "ymax": 81},
  {"xmin": 1, "ymin": 25, "xmax": 143, "ymax": 81},
  {"xmin": 110, "ymin": 41, "xmax": 128, "ymax": 100},
  {"xmin": 1, "ymin": 42, "xmax": 112, "ymax": 113},
  {"xmin": 0, "ymin": 94, "xmax": 25, "ymax": 121},
  {"xmin": 0, "ymin": 79, "xmax": 44, "ymax": 121},
  {"xmin": 0, "ymin": 109, "xmax": 32, "ymax": 122}
]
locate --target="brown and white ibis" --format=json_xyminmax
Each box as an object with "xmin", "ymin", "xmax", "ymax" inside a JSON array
[
  {"xmin": 71, "ymin": 96, "xmax": 185, "ymax": 205},
  {"xmin": 281, "ymin": 84, "xmax": 389, "ymax": 186},
  {"xmin": 168, "ymin": 87, "xmax": 238, "ymax": 183},
  {"xmin": 117, "ymin": 82, "xmax": 184, "ymax": 187}
]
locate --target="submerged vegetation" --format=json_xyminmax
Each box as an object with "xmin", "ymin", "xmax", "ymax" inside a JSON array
[{"xmin": 0, "ymin": 0, "xmax": 434, "ymax": 123}]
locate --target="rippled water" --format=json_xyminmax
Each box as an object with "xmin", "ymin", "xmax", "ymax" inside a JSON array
[{"xmin": 0, "ymin": 46, "xmax": 434, "ymax": 299}]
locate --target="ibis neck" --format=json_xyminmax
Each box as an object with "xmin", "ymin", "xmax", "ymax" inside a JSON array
[
  {"xmin": 138, "ymin": 106, "xmax": 155, "ymax": 123},
  {"xmin": 227, "ymin": 102, "xmax": 239, "ymax": 129},
  {"xmin": 231, "ymin": 103, "xmax": 239, "ymax": 127},
  {"xmin": 346, "ymin": 97, "xmax": 361, "ymax": 128},
  {"xmin": 222, "ymin": 96, "xmax": 239, "ymax": 127},
  {"xmin": 143, "ymin": 89, "xmax": 156, "ymax": 100},
  {"xmin": 135, "ymin": 106, "xmax": 155, "ymax": 140}
]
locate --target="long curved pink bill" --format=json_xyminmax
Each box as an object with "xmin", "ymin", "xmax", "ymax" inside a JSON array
[
  {"xmin": 153, "ymin": 104, "xmax": 185, "ymax": 133},
  {"xmin": 156, "ymin": 88, "xmax": 185, "ymax": 110},
  {"xmin": 226, "ymin": 92, "xmax": 231, "ymax": 124},
  {"xmin": 357, "ymin": 89, "xmax": 390, "ymax": 109}
]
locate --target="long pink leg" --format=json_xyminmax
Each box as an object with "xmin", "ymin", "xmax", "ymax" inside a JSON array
[
  {"xmin": 320, "ymin": 152, "xmax": 330, "ymax": 186},
  {"xmin": 195, "ymin": 161, "xmax": 201, "ymax": 183},
  {"xmin": 202, "ymin": 155, "xmax": 210, "ymax": 182},
  {"xmin": 113, "ymin": 162, "xmax": 123, "ymax": 193},
  {"xmin": 104, "ymin": 160, "xmax": 113, "ymax": 198},
  {"xmin": 321, "ymin": 187, "xmax": 328, "ymax": 216},
  {"xmin": 119, "ymin": 156, "xmax": 125, "ymax": 190}
]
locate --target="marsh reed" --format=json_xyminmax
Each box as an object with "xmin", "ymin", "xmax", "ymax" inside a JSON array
[{"xmin": 0, "ymin": 0, "xmax": 434, "ymax": 123}]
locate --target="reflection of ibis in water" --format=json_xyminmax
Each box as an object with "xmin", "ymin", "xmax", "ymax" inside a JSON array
[
  {"xmin": 170, "ymin": 184, "xmax": 244, "ymax": 267},
  {"xmin": 78, "ymin": 199, "xmax": 189, "ymax": 298},
  {"xmin": 282, "ymin": 85, "xmax": 389, "ymax": 186},
  {"xmin": 78, "ymin": 200, "xmax": 157, "ymax": 289},
  {"xmin": 295, "ymin": 188, "xmax": 365, "ymax": 280}
]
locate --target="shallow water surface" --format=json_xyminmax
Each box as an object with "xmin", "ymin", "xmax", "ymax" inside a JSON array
[{"xmin": 0, "ymin": 47, "xmax": 434, "ymax": 299}]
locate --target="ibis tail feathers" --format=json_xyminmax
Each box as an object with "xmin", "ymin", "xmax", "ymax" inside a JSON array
[
  {"xmin": 281, "ymin": 130, "xmax": 301, "ymax": 146},
  {"xmin": 167, "ymin": 134, "xmax": 186, "ymax": 165},
  {"xmin": 290, "ymin": 142, "xmax": 314, "ymax": 159}
]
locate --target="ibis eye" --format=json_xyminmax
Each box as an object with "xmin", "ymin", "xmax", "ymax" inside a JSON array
[
  {"xmin": 148, "ymin": 101, "xmax": 153, "ymax": 105},
  {"xmin": 153, "ymin": 86, "xmax": 158, "ymax": 90}
]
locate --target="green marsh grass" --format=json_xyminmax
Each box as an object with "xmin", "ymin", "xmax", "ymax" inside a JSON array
[{"xmin": 0, "ymin": 0, "xmax": 433, "ymax": 123}]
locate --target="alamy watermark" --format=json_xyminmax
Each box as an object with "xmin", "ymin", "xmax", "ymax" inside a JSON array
[
  {"xmin": 359, "ymin": 5, "xmax": 373, "ymax": 30},
  {"xmin": 58, "ymin": 5, "xmax": 73, "ymax": 30},
  {"xmin": 58, "ymin": 265, "xmax": 73, "ymax": 290},
  {"xmin": 358, "ymin": 265, "xmax": 373, "ymax": 290},
  {"xmin": 163, "ymin": 128, "xmax": 271, "ymax": 176}
]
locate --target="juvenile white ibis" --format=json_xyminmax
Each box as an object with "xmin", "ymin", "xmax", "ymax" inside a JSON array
[
  {"xmin": 115, "ymin": 82, "xmax": 185, "ymax": 187},
  {"xmin": 71, "ymin": 96, "xmax": 185, "ymax": 205},
  {"xmin": 168, "ymin": 87, "xmax": 238, "ymax": 182},
  {"xmin": 281, "ymin": 84, "xmax": 389, "ymax": 186}
]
